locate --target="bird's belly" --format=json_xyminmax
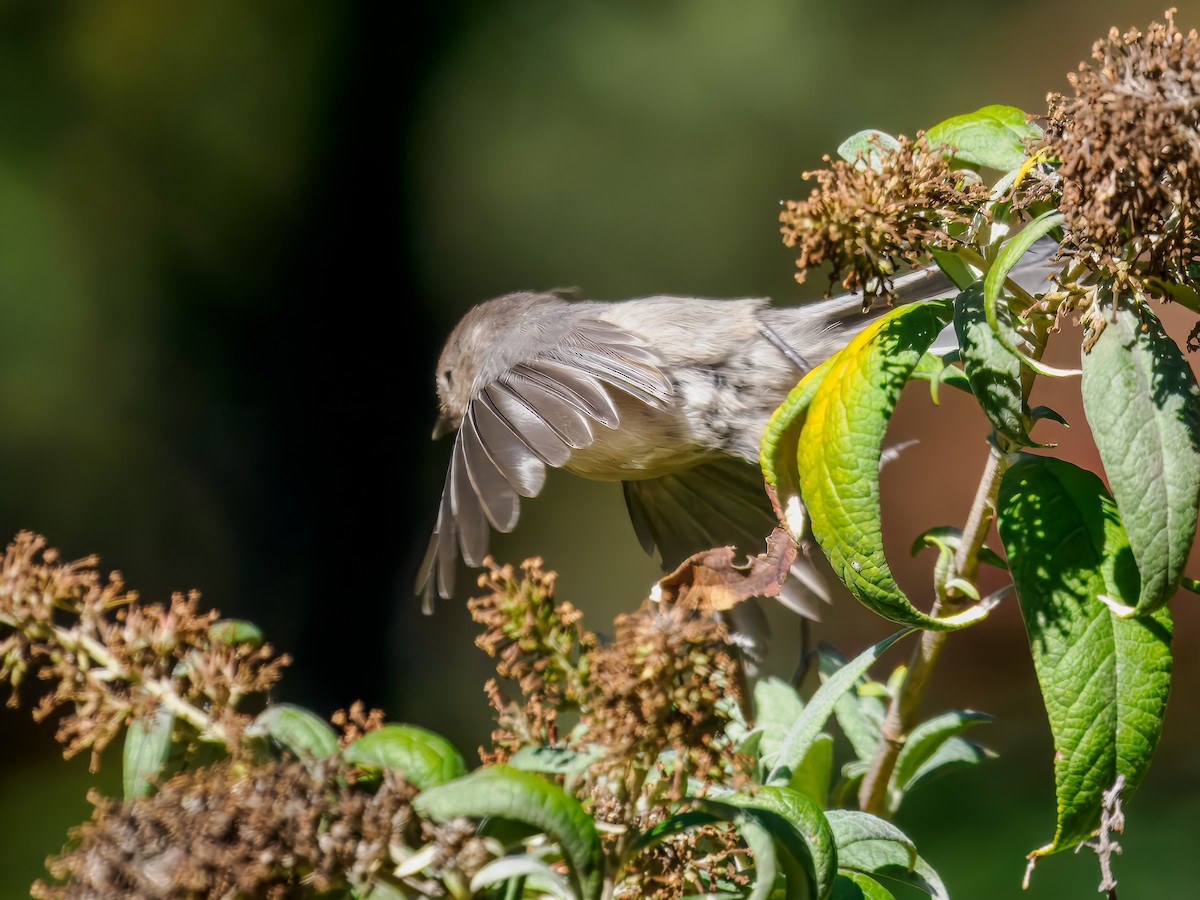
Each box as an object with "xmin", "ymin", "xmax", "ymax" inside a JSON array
[{"xmin": 562, "ymin": 403, "xmax": 712, "ymax": 481}]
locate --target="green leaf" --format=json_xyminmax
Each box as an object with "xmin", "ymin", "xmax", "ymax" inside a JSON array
[
  {"xmin": 505, "ymin": 745, "xmax": 601, "ymax": 792},
  {"xmin": 768, "ymin": 298, "xmax": 988, "ymax": 629},
  {"xmin": 630, "ymin": 810, "xmax": 723, "ymax": 854},
  {"xmin": 953, "ymin": 282, "xmax": 1038, "ymax": 447},
  {"xmin": 901, "ymin": 735, "xmax": 995, "ymax": 798},
  {"xmin": 1080, "ymin": 296, "xmax": 1200, "ymax": 615},
  {"xmin": 830, "ymin": 872, "xmax": 896, "ymax": 900},
  {"xmin": 826, "ymin": 811, "xmax": 947, "ymax": 899},
  {"xmin": 248, "ymin": 704, "xmax": 339, "ymax": 761},
  {"xmin": 726, "ymin": 786, "xmax": 838, "ymax": 899},
  {"xmin": 818, "ymin": 648, "xmax": 885, "ymax": 762},
  {"xmin": 909, "ymin": 351, "xmax": 972, "ymax": 405},
  {"xmin": 762, "ymin": 354, "xmax": 838, "ymax": 540},
  {"xmin": 997, "ymin": 455, "xmax": 1173, "ymax": 855},
  {"xmin": 1145, "ymin": 276, "xmax": 1200, "ymax": 316},
  {"xmin": 470, "ymin": 856, "xmax": 571, "ymax": 899},
  {"xmin": 208, "ymin": 618, "xmax": 263, "ymax": 646},
  {"xmin": 788, "ymin": 734, "xmax": 834, "ymax": 808},
  {"xmin": 414, "ymin": 766, "xmax": 604, "ymax": 900},
  {"xmin": 910, "ymin": 526, "xmax": 1007, "ymax": 571},
  {"xmin": 739, "ymin": 813, "xmax": 783, "ymax": 900},
  {"xmin": 982, "ymin": 212, "xmax": 1072, "ymax": 377},
  {"xmin": 924, "ymin": 104, "xmax": 1039, "ymax": 171},
  {"xmin": 123, "ymin": 705, "xmax": 175, "ymax": 799},
  {"xmin": 930, "ymin": 248, "xmax": 979, "ymax": 292},
  {"xmin": 343, "ymin": 724, "xmax": 467, "ymax": 789},
  {"xmin": 836, "ymin": 130, "xmax": 901, "ymax": 171},
  {"xmin": 767, "ymin": 630, "xmax": 911, "ymax": 785},
  {"xmin": 891, "ymin": 711, "xmax": 992, "ymax": 810}
]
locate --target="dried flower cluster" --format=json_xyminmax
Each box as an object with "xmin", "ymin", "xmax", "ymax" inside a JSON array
[
  {"xmin": 780, "ymin": 135, "xmax": 989, "ymax": 299},
  {"xmin": 469, "ymin": 556, "xmax": 596, "ymax": 760},
  {"xmin": 1043, "ymin": 9, "xmax": 1200, "ymax": 292},
  {"xmin": 470, "ymin": 558, "xmax": 751, "ymax": 897},
  {"xmin": 0, "ymin": 532, "xmax": 287, "ymax": 768},
  {"xmin": 332, "ymin": 700, "xmax": 387, "ymax": 747},
  {"xmin": 620, "ymin": 821, "xmax": 748, "ymax": 900},
  {"xmin": 32, "ymin": 759, "xmax": 423, "ymax": 899},
  {"xmin": 586, "ymin": 599, "xmax": 745, "ymax": 798}
]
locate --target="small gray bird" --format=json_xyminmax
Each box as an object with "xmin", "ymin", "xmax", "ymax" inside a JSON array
[{"xmin": 419, "ymin": 246, "xmax": 1059, "ymax": 630}]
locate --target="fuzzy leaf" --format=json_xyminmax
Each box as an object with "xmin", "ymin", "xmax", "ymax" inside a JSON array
[
  {"xmin": 998, "ymin": 455, "xmax": 1173, "ymax": 855},
  {"xmin": 830, "ymin": 872, "xmax": 897, "ymax": 900},
  {"xmin": 826, "ymin": 811, "xmax": 947, "ymax": 899},
  {"xmin": 123, "ymin": 705, "xmax": 176, "ymax": 799},
  {"xmin": 414, "ymin": 765, "xmax": 603, "ymax": 900},
  {"xmin": 924, "ymin": 104, "xmax": 1039, "ymax": 171},
  {"xmin": 724, "ymin": 786, "xmax": 837, "ymax": 900},
  {"xmin": 248, "ymin": 704, "xmax": 339, "ymax": 762},
  {"xmin": 765, "ymin": 298, "xmax": 987, "ymax": 629},
  {"xmin": 343, "ymin": 724, "xmax": 466, "ymax": 789},
  {"xmin": 890, "ymin": 711, "xmax": 992, "ymax": 812},
  {"xmin": 767, "ymin": 630, "xmax": 911, "ymax": 785},
  {"xmin": 1080, "ymin": 297, "xmax": 1200, "ymax": 615},
  {"xmin": 953, "ymin": 282, "xmax": 1037, "ymax": 446}
]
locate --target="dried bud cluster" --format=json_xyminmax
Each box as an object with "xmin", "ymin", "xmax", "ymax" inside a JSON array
[
  {"xmin": 780, "ymin": 135, "xmax": 989, "ymax": 298},
  {"xmin": 471, "ymin": 557, "xmax": 747, "ymax": 805},
  {"xmin": 469, "ymin": 557, "xmax": 596, "ymax": 759},
  {"xmin": 1043, "ymin": 9, "xmax": 1200, "ymax": 290},
  {"xmin": 469, "ymin": 558, "xmax": 750, "ymax": 896},
  {"xmin": 621, "ymin": 821, "xmax": 748, "ymax": 900},
  {"xmin": 587, "ymin": 600, "xmax": 744, "ymax": 795},
  {"xmin": 332, "ymin": 700, "xmax": 387, "ymax": 747},
  {"xmin": 32, "ymin": 759, "xmax": 422, "ymax": 899},
  {"xmin": 0, "ymin": 532, "xmax": 287, "ymax": 767}
]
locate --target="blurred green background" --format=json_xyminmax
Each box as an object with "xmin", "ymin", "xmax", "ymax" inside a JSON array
[{"xmin": 1, "ymin": 0, "xmax": 1197, "ymax": 896}]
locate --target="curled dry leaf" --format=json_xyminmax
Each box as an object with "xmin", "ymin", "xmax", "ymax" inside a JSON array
[{"xmin": 656, "ymin": 527, "xmax": 798, "ymax": 611}]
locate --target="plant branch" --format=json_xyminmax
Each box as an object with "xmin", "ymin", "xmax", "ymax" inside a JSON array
[{"xmin": 857, "ymin": 447, "xmax": 1007, "ymax": 815}]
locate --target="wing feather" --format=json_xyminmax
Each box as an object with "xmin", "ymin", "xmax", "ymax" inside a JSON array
[
  {"xmin": 419, "ymin": 312, "xmax": 673, "ymax": 603},
  {"xmin": 511, "ymin": 359, "xmax": 621, "ymax": 428},
  {"xmin": 460, "ymin": 411, "xmax": 521, "ymax": 531},
  {"xmin": 470, "ymin": 398, "xmax": 547, "ymax": 497}
]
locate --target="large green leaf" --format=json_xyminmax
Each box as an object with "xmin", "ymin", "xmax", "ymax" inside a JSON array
[
  {"xmin": 997, "ymin": 455, "xmax": 1173, "ymax": 856},
  {"xmin": 764, "ymin": 298, "xmax": 987, "ymax": 630},
  {"xmin": 923, "ymin": 104, "xmax": 1039, "ymax": 171},
  {"xmin": 761, "ymin": 354, "xmax": 838, "ymax": 541},
  {"xmin": 414, "ymin": 765, "xmax": 604, "ymax": 900},
  {"xmin": 343, "ymin": 724, "xmax": 467, "ymax": 789},
  {"xmin": 1080, "ymin": 296, "xmax": 1200, "ymax": 615}
]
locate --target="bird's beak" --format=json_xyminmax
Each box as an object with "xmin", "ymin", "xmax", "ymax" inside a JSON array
[{"xmin": 432, "ymin": 414, "xmax": 457, "ymax": 440}]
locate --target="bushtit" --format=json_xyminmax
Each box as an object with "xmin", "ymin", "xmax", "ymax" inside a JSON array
[{"xmin": 419, "ymin": 246, "xmax": 1059, "ymax": 629}]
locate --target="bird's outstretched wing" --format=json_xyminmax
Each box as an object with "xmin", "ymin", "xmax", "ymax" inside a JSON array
[{"xmin": 418, "ymin": 318, "xmax": 673, "ymax": 609}]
